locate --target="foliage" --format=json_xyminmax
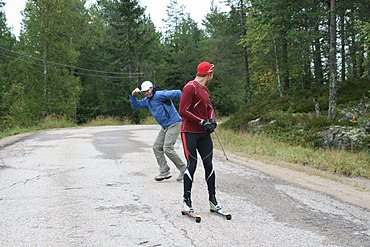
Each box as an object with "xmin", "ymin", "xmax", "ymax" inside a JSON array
[
  {"xmin": 224, "ymin": 79, "xmax": 370, "ymax": 150},
  {"xmin": 160, "ymin": 0, "xmax": 205, "ymax": 90},
  {"xmin": 0, "ymin": 0, "xmax": 17, "ymax": 130},
  {"xmin": 3, "ymin": 0, "xmax": 88, "ymax": 126},
  {"xmin": 76, "ymin": 0, "xmax": 161, "ymax": 123},
  {"xmin": 203, "ymin": 4, "xmax": 246, "ymax": 115}
]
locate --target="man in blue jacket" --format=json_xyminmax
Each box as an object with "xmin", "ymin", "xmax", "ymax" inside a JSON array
[{"xmin": 130, "ymin": 81, "xmax": 187, "ymax": 182}]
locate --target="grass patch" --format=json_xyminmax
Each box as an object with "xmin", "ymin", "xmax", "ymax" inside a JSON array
[
  {"xmin": 141, "ymin": 116, "xmax": 157, "ymax": 125},
  {"xmin": 0, "ymin": 115, "xmax": 76, "ymax": 139},
  {"xmin": 0, "ymin": 125, "xmax": 34, "ymax": 139},
  {"xmin": 214, "ymin": 127, "xmax": 370, "ymax": 179},
  {"xmin": 39, "ymin": 115, "xmax": 77, "ymax": 129},
  {"xmin": 82, "ymin": 115, "xmax": 130, "ymax": 126}
]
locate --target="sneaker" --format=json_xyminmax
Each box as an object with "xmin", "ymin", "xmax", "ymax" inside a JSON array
[
  {"xmin": 209, "ymin": 195, "xmax": 222, "ymax": 211},
  {"xmin": 183, "ymin": 197, "xmax": 193, "ymax": 212},
  {"xmin": 154, "ymin": 171, "xmax": 172, "ymax": 181},
  {"xmin": 176, "ymin": 168, "xmax": 186, "ymax": 181}
]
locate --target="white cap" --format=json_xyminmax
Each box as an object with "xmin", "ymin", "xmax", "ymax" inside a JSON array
[{"xmin": 140, "ymin": 81, "xmax": 153, "ymax": 92}]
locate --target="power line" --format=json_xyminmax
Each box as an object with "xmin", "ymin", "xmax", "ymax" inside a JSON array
[
  {"xmin": 73, "ymin": 70, "xmax": 142, "ymax": 79},
  {"xmin": 0, "ymin": 46, "xmax": 144, "ymax": 78},
  {"xmin": 0, "ymin": 50, "xmax": 138, "ymax": 80}
]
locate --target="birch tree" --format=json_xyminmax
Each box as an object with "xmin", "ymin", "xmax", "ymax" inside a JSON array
[{"xmin": 328, "ymin": 0, "xmax": 337, "ymax": 119}]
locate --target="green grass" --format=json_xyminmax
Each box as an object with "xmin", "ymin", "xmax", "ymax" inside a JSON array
[
  {"xmin": 81, "ymin": 115, "xmax": 130, "ymax": 126},
  {"xmin": 0, "ymin": 115, "xmax": 77, "ymax": 139},
  {"xmin": 141, "ymin": 116, "xmax": 158, "ymax": 125}
]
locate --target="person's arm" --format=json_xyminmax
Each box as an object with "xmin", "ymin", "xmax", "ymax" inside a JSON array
[
  {"xmin": 129, "ymin": 88, "xmax": 148, "ymax": 109},
  {"xmin": 179, "ymin": 85, "xmax": 203, "ymax": 124},
  {"xmin": 156, "ymin": 90, "xmax": 182, "ymax": 102},
  {"xmin": 207, "ymin": 99, "xmax": 215, "ymax": 120},
  {"xmin": 131, "ymin": 87, "xmax": 141, "ymax": 96}
]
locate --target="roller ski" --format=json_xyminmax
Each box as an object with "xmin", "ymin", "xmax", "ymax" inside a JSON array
[
  {"xmin": 209, "ymin": 195, "xmax": 232, "ymax": 220},
  {"xmin": 181, "ymin": 198, "xmax": 201, "ymax": 223},
  {"xmin": 181, "ymin": 210, "xmax": 202, "ymax": 223}
]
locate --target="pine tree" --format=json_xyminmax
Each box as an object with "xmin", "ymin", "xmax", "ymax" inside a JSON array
[
  {"xmin": 10, "ymin": 0, "xmax": 90, "ymax": 123},
  {"xmin": 76, "ymin": 0, "xmax": 160, "ymax": 122},
  {"xmin": 0, "ymin": 0, "xmax": 17, "ymax": 130},
  {"xmin": 203, "ymin": 3, "xmax": 245, "ymax": 115},
  {"xmin": 161, "ymin": 0, "xmax": 204, "ymax": 89}
]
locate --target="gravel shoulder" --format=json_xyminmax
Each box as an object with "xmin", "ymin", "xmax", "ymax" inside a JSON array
[{"xmin": 214, "ymin": 149, "xmax": 370, "ymax": 210}]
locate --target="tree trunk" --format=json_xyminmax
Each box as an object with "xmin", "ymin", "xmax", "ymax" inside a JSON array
[
  {"xmin": 273, "ymin": 38, "xmax": 283, "ymax": 97},
  {"xmin": 313, "ymin": 97, "xmax": 321, "ymax": 117},
  {"xmin": 350, "ymin": 31, "xmax": 358, "ymax": 78},
  {"xmin": 243, "ymin": 46, "xmax": 250, "ymax": 98},
  {"xmin": 328, "ymin": 0, "xmax": 337, "ymax": 120},
  {"xmin": 340, "ymin": 10, "xmax": 346, "ymax": 81},
  {"xmin": 240, "ymin": 0, "xmax": 251, "ymax": 102},
  {"xmin": 281, "ymin": 30, "xmax": 290, "ymax": 89},
  {"xmin": 349, "ymin": 9, "xmax": 358, "ymax": 78},
  {"xmin": 358, "ymin": 36, "xmax": 365, "ymax": 77},
  {"xmin": 313, "ymin": 20, "xmax": 324, "ymax": 85},
  {"xmin": 43, "ymin": 45, "xmax": 48, "ymax": 117}
]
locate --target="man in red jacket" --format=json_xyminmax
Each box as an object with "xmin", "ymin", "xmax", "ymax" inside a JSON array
[{"xmin": 179, "ymin": 61, "xmax": 221, "ymax": 212}]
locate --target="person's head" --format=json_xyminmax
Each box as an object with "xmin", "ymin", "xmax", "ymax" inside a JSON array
[
  {"xmin": 196, "ymin": 61, "xmax": 214, "ymax": 83},
  {"xmin": 140, "ymin": 80, "xmax": 153, "ymax": 97}
]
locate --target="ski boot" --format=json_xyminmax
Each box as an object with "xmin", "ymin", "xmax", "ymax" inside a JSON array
[
  {"xmin": 209, "ymin": 195, "xmax": 231, "ymax": 220},
  {"xmin": 181, "ymin": 197, "xmax": 201, "ymax": 223}
]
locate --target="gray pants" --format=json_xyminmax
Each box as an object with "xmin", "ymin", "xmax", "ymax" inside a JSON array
[{"xmin": 153, "ymin": 122, "xmax": 186, "ymax": 173}]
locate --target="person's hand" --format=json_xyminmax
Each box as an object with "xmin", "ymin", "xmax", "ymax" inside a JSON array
[
  {"xmin": 131, "ymin": 87, "xmax": 141, "ymax": 96},
  {"xmin": 201, "ymin": 120, "xmax": 215, "ymax": 133},
  {"xmin": 209, "ymin": 119, "xmax": 217, "ymax": 129}
]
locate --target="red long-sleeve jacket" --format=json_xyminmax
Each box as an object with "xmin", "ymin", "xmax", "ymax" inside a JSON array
[{"xmin": 179, "ymin": 80, "xmax": 215, "ymax": 133}]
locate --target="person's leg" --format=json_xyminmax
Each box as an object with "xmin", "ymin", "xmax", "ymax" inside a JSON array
[
  {"xmin": 197, "ymin": 133, "xmax": 216, "ymax": 196},
  {"xmin": 181, "ymin": 132, "xmax": 199, "ymax": 210},
  {"xmin": 197, "ymin": 133, "xmax": 221, "ymax": 210},
  {"xmin": 153, "ymin": 129, "xmax": 171, "ymax": 181},
  {"xmin": 163, "ymin": 122, "xmax": 186, "ymax": 173}
]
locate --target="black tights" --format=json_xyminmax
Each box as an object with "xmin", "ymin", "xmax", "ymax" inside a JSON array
[{"xmin": 181, "ymin": 132, "xmax": 215, "ymax": 199}]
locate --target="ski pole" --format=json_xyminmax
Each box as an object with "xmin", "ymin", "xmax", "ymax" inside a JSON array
[{"xmin": 214, "ymin": 130, "xmax": 229, "ymax": 161}]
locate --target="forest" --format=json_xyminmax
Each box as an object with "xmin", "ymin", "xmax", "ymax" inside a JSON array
[{"xmin": 0, "ymin": 0, "xmax": 369, "ymax": 152}]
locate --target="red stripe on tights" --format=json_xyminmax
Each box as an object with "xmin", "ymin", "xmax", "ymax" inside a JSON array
[{"xmin": 181, "ymin": 132, "xmax": 189, "ymax": 161}]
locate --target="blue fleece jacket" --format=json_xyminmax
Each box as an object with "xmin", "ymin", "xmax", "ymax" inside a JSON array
[{"xmin": 129, "ymin": 88, "xmax": 182, "ymax": 129}]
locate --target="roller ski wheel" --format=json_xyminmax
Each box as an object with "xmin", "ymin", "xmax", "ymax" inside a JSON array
[
  {"xmin": 181, "ymin": 210, "xmax": 201, "ymax": 223},
  {"xmin": 210, "ymin": 208, "xmax": 232, "ymax": 220}
]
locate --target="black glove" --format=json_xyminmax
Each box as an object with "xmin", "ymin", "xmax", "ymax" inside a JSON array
[
  {"xmin": 209, "ymin": 119, "xmax": 217, "ymax": 129},
  {"xmin": 201, "ymin": 120, "xmax": 215, "ymax": 133}
]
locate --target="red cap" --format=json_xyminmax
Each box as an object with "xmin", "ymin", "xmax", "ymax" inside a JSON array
[{"xmin": 197, "ymin": 61, "xmax": 214, "ymax": 76}]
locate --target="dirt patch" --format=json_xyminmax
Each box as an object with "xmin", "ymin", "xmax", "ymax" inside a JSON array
[{"xmin": 214, "ymin": 149, "xmax": 370, "ymax": 210}]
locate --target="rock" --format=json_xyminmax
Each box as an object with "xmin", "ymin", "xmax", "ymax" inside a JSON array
[{"xmin": 318, "ymin": 126, "xmax": 368, "ymax": 151}]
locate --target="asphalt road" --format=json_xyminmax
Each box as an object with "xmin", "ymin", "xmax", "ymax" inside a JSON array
[{"xmin": 0, "ymin": 125, "xmax": 369, "ymax": 247}]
